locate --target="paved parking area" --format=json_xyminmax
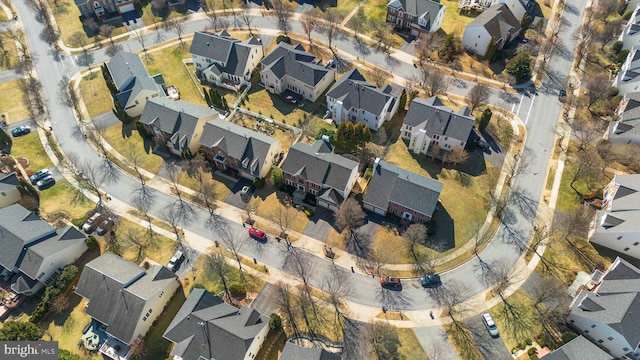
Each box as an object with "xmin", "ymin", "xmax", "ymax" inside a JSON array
[
  {"xmin": 303, "ymin": 207, "xmax": 336, "ymax": 242},
  {"xmin": 92, "ymin": 111, "xmax": 120, "ymax": 130},
  {"xmin": 466, "ymin": 314, "xmax": 511, "ymax": 360},
  {"xmin": 223, "ymin": 177, "xmax": 254, "ymax": 209}
]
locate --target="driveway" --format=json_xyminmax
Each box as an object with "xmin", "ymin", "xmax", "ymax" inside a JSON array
[
  {"xmin": 414, "ymin": 326, "xmax": 460, "ymax": 360},
  {"xmin": 303, "ymin": 206, "xmax": 335, "ymax": 242},
  {"xmin": 224, "ymin": 177, "xmax": 254, "ymax": 209},
  {"xmin": 250, "ymin": 283, "xmax": 280, "ymax": 316},
  {"xmin": 467, "ymin": 314, "xmax": 512, "ymax": 360},
  {"xmin": 0, "ymin": 70, "xmax": 21, "ymax": 84},
  {"xmin": 92, "ymin": 111, "xmax": 120, "ymax": 130}
]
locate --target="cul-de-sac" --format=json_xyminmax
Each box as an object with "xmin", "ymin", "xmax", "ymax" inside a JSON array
[{"xmin": 0, "ymin": 0, "xmax": 639, "ymax": 359}]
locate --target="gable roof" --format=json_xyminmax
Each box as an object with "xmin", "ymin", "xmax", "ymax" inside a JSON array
[
  {"xmin": 467, "ymin": 4, "xmax": 521, "ymax": 40},
  {"xmin": 404, "ymin": 96, "xmax": 475, "ymax": 142},
  {"xmin": 199, "ymin": 119, "xmax": 279, "ymax": 177},
  {"xmin": 387, "ymin": 0, "xmax": 444, "ymax": 29},
  {"xmin": 327, "ymin": 69, "xmax": 398, "ymax": 116},
  {"xmin": 0, "ymin": 204, "xmax": 56, "ymax": 271},
  {"xmin": 542, "ymin": 336, "xmax": 613, "ymax": 360},
  {"xmin": 261, "ymin": 43, "xmax": 331, "ymax": 87},
  {"xmin": 17, "ymin": 226, "xmax": 86, "ymax": 280},
  {"xmin": 279, "ymin": 342, "xmax": 341, "ymax": 360},
  {"xmin": 190, "ymin": 31, "xmax": 261, "ymax": 77},
  {"xmin": 163, "ymin": 288, "xmax": 269, "ymax": 360},
  {"xmin": 107, "ymin": 52, "xmax": 164, "ymax": 107},
  {"xmin": 0, "ymin": 172, "xmax": 19, "ymax": 192},
  {"xmin": 75, "ymin": 252, "xmax": 178, "ymax": 344},
  {"xmin": 281, "ymin": 140, "xmax": 359, "ymax": 191},
  {"xmin": 140, "ymin": 98, "xmax": 216, "ymax": 152},
  {"xmin": 593, "ymin": 174, "xmax": 640, "ymax": 236},
  {"xmin": 364, "ymin": 159, "xmax": 443, "ymax": 217},
  {"xmin": 612, "ymin": 92, "xmax": 640, "ymax": 138}
]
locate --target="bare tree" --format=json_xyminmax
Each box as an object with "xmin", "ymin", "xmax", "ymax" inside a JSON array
[
  {"xmin": 372, "ymin": 21, "xmax": 394, "ymax": 54},
  {"xmin": 124, "ymin": 144, "xmax": 155, "ymax": 211},
  {"xmin": 320, "ymin": 9, "xmax": 343, "ymax": 50},
  {"xmin": 584, "ymin": 74, "xmax": 612, "ymax": 109},
  {"xmin": 240, "ymin": 1, "xmax": 254, "ymax": 36},
  {"xmin": 350, "ymin": 6, "xmax": 367, "ymax": 38},
  {"xmin": 203, "ymin": 0, "xmax": 219, "ymax": 30},
  {"xmin": 166, "ymin": 162, "xmax": 196, "ymax": 222},
  {"xmin": 555, "ymin": 205, "xmax": 600, "ymax": 269},
  {"xmin": 271, "ymin": 0, "xmax": 294, "ymax": 35},
  {"xmin": 50, "ymin": 294, "xmax": 71, "ymax": 314},
  {"xmin": 58, "ymin": 76, "xmax": 81, "ymax": 117},
  {"xmin": 571, "ymin": 117, "xmax": 599, "ymax": 153},
  {"xmin": 168, "ymin": 17, "xmax": 188, "ymax": 46},
  {"xmin": 569, "ymin": 146, "xmax": 603, "ymax": 196},
  {"xmin": 369, "ymin": 66, "xmax": 391, "ymax": 88},
  {"xmin": 595, "ymin": 0, "xmax": 620, "ymax": 23},
  {"xmin": 219, "ymin": 230, "xmax": 244, "ymax": 275},
  {"xmin": 206, "ymin": 251, "xmax": 233, "ymax": 303},
  {"xmin": 131, "ymin": 29, "xmax": 148, "ymax": 57},
  {"xmin": 334, "ymin": 198, "xmax": 365, "ymax": 233},
  {"xmin": 274, "ymin": 282, "xmax": 302, "ymax": 340},
  {"xmin": 105, "ymin": 43, "xmax": 123, "ymax": 57},
  {"xmin": 466, "ymin": 84, "xmax": 490, "ymax": 113},
  {"xmin": 413, "ymin": 67, "xmax": 448, "ymax": 97},
  {"xmin": 358, "ymin": 322, "xmax": 402, "ymax": 360},
  {"xmin": 504, "ymin": 152, "xmax": 533, "ymax": 187},
  {"xmin": 414, "ymin": 32, "xmax": 441, "ymax": 66},
  {"xmin": 271, "ymin": 203, "xmax": 298, "ymax": 238},
  {"xmin": 129, "ymin": 339, "xmax": 147, "ymax": 360},
  {"xmin": 64, "ymin": 153, "xmax": 108, "ymax": 205},
  {"xmin": 99, "ymin": 24, "xmax": 116, "ymax": 46},
  {"xmin": 404, "ymin": 223, "xmax": 427, "ymax": 259},
  {"xmin": 126, "ymin": 227, "xmax": 156, "ymax": 263},
  {"xmin": 300, "ymin": 13, "xmax": 319, "ymax": 44}
]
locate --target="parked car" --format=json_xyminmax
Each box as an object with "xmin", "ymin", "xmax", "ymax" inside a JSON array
[
  {"xmin": 248, "ymin": 227, "xmax": 267, "ymax": 241},
  {"xmin": 29, "ymin": 169, "xmax": 51, "ymax": 185},
  {"xmin": 36, "ymin": 175, "xmax": 55, "ymax": 189},
  {"xmin": 482, "ymin": 313, "xmax": 500, "ymax": 338},
  {"xmin": 82, "ymin": 213, "xmax": 102, "ymax": 233},
  {"xmin": 167, "ymin": 250, "xmax": 185, "ymax": 272},
  {"xmin": 420, "ymin": 274, "xmax": 441, "ymax": 287},
  {"xmin": 11, "ymin": 126, "xmax": 31, "ymax": 137},
  {"xmin": 96, "ymin": 218, "xmax": 114, "ymax": 236},
  {"xmin": 380, "ymin": 276, "xmax": 401, "ymax": 287},
  {"xmin": 558, "ymin": 89, "xmax": 567, "ymax": 100},
  {"xmin": 475, "ymin": 138, "xmax": 490, "ymax": 150}
]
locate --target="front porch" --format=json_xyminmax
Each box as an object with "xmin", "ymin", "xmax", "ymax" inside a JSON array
[{"xmin": 100, "ymin": 336, "xmax": 131, "ymax": 360}]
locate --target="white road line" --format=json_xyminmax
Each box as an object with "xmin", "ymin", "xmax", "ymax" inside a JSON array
[
  {"xmin": 524, "ymin": 94, "xmax": 536, "ymax": 125},
  {"xmin": 70, "ymin": 55, "xmax": 76, "ymax": 67},
  {"xmin": 516, "ymin": 93, "xmax": 525, "ymax": 116},
  {"xmin": 511, "ymin": 101, "xmax": 516, "ymax": 113}
]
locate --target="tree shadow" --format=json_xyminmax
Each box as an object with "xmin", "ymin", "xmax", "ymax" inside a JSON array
[
  {"xmin": 425, "ymin": 205, "xmax": 454, "ymax": 252},
  {"xmin": 376, "ymin": 285, "xmax": 411, "ymax": 310},
  {"xmin": 76, "ymin": 53, "xmax": 95, "ymax": 68},
  {"xmin": 352, "ymin": 38, "xmax": 371, "ymax": 57}
]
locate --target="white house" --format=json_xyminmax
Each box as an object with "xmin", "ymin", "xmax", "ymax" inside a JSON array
[
  {"xmin": 607, "ymin": 91, "xmax": 640, "ymax": 145},
  {"xmin": 260, "ymin": 43, "xmax": 335, "ymax": 103},
  {"xmin": 568, "ymin": 257, "xmax": 640, "ymax": 359},
  {"xmin": 190, "ymin": 31, "xmax": 264, "ymax": 92},
  {"xmin": 615, "ymin": 46, "xmax": 640, "ymax": 95},
  {"xmin": 458, "ymin": 0, "xmax": 533, "ymax": 21},
  {"xmin": 462, "ymin": 4, "xmax": 522, "ymax": 58},
  {"xmin": 326, "ymin": 69, "xmax": 402, "ymax": 131},
  {"xmin": 401, "ymin": 96, "xmax": 475, "ymax": 156},
  {"xmin": 588, "ymin": 174, "xmax": 640, "ymax": 260},
  {"xmin": 386, "ymin": 0, "xmax": 446, "ymax": 36},
  {"xmin": 620, "ymin": 4, "xmax": 640, "ymax": 50},
  {"xmin": 0, "ymin": 172, "xmax": 21, "ymax": 209},
  {"xmin": 75, "ymin": 252, "xmax": 179, "ymax": 360},
  {"xmin": 106, "ymin": 52, "xmax": 166, "ymax": 118},
  {"xmin": 0, "ymin": 204, "xmax": 87, "ymax": 296},
  {"xmin": 163, "ymin": 288, "xmax": 270, "ymax": 360}
]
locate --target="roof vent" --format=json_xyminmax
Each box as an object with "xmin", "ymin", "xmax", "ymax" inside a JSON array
[{"xmin": 207, "ymin": 42, "xmax": 210, "ymax": 46}]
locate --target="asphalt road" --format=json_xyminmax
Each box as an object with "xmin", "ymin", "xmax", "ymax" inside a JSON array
[{"xmin": 12, "ymin": 1, "xmax": 586, "ymax": 313}]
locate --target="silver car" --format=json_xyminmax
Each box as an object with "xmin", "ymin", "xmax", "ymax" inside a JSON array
[{"xmin": 482, "ymin": 313, "xmax": 500, "ymax": 338}]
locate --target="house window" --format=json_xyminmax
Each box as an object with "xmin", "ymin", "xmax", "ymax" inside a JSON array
[
  {"xmin": 585, "ymin": 330, "xmax": 589, "ymax": 334},
  {"xmin": 598, "ymin": 340, "xmax": 604, "ymax": 344},
  {"xmin": 624, "ymin": 247, "xmax": 630, "ymax": 251},
  {"xmin": 569, "ymin": 319, "xmax": 575, "ymax": 323},
  {"xmin": 591, "ymin": 325, "xmax": 596, "ymax": 328},
  {"xmin": 618, "ymin": 236, "xmax": 623, "ymax": 240},
  {"xmin": 634, "ymin": 242, "xmax": 639, "ymax": 246},
  {"xmin": 623, "ymin": 347, "xmax": 630, "ymax": 351},
  {"xmin": 608, "ymin": 337, "xmax": 614, "ymax": 341},
  {"xmin": 310, "ymin": 188, "xmax": 318, "ymax": 195}
]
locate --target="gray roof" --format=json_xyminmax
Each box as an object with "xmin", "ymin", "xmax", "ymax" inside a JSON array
[
  {"xmin": 542, "ymin": 336, "xmax": 612, "ymax": 360},
  {"xmin": 261, "ymin": 43, "xmax": 331, "ymax": 87},
  {"xmin": 388, "ymin": 0, "xmax": 444, "ymax": 29},
  {"xmin": 75, "ymin": 252, "xmax": 177, "ymax": 344},
  {"xmin": 0, "ymin": 204, "xmax": 56, "ymax": 271},
  {"xmin": 327, "ymin": 69, "xmax": 398, "ymax": 116},
  {"xmin": 107, "ymin": 52, "xmax": 164, "ymax": 106},
  {"xmin": 280, "ymin": 342, "xmax": 341, "ymax": 360},
  {"xmin": 467, "ymin": 4, "xmax": 521, "ymax": 40},
  {"xmin": 364, "ymin": 159, "xmax": 443, "ymax": 217},
  {"xmin": 163, "ymin": 288, "xmax": 269, "ymax": 360},
  {"xmin": 0, "ymin": 172, "xmax": 19, "ymax": 192},
  {"xmin": 612, "ymin": 92, "xmax": 640, "ymax": 138},
  {"xmin": 404, "ymin": 96, "xmax": 475, "ymax": 143},
  {"xmin": 199, "ymin": 119, "xmax": 279, "ymax": 177},
  {"xmin": 281, "ymin": 140, "xmax": 359, "ymax": 191},
  {"xmin": 140, "ymin": 98, "xmax": 216, "ymax": 152},
  {"xmin": 190, "ymin": 31, "xmax": 260, "ymax": 77},
  {"xmin": 11, "ymin": 273, "xmax": 40, "ymax": 294},
  {"xmin": 17, "ymin": 226, "xmax": 86, "ymax": 280},
  {"xmin": 618, "ymin": 47, "xmax": 640, "ymax": 85},
  {"xmin": 593, "ymin": 174, "xmax": 640, "ymax": 236}
]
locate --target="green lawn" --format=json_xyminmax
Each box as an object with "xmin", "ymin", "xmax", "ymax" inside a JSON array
[
  {"xmin": 113, "ymin": 218, "xmax": 179, "ymax": 265},
  {"xmin": 0, "ymin": 31, "xmax": 19, "ymax": 70},
  {"xmin": 43, "ymin": 296, "xmax": 101, "ymax": 359},
  {"xmin": 101, "ymin": 123, "xmax": 166, "ymax": 174},
  {"xmin": 51, "ymin": 0, "xmax": 126, "ymax": 47},
  {"xmin": 555, "ymin": 145, "xmax": 610, "ymax": 212},
  {"xmin": 177, "ymin": 170, "xmax": 233, "ymax": 202},
  {"xmin": 184, "ymin": 253, "xmax": 265, "ymax": 297},
  {"xmin": 249, "ymin": 192, "xmax": 309, "ymax": 235},
  {"xmin": 441, "ymin": 0, "xmax": 480, "ymax": 36},
  {"xmin": 143, "ymin": 41, "xmax": 207, "ymax": 107},
  {"xmin": 232, "ymin": 113, "xmax": 296, "ymax": 152},
  {"xmin": 336, "ymin": 0, "xmax": 359, "ymax": 15},
  {"xmin": 39, "ymin": 179, "xmax": 95, "ymax": 219},
  {"xmin": 398, "ymin": 328, "xmax": 429, "ymax": 360},
  {"xmin": 79, "ymin": 73, "xmax": 113, "ymax": 117},
  {"xmin": 10, "ymin": 132, "xmax": 55, "ymax": 170},
  {"xmin": 489, "ymin": 290, "xmax": 541, "ymax": 351},
  {"xmin": 141, "ymin": 289, "xmax": 186, "ymax": 360},
  {"xmin": 0, "ymin": 80, "xmax": 30, "ymax": 124},
  {"xmin": 444, "ymin": 322, "xmax": 483, "ymax": 360}
]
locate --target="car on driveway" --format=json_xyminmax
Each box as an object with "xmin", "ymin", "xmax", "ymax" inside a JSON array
[
  {"xmin": 11, "ymin": 126, "xmax": 31, "ymax": 137},
  {"xmin": 96, "ymin": 218, "xmax": 114, "ymax": 236},
  {"xmin": 380, "ymin": 276, "xmax": 401, "ymax": 287},
  {"xmin": 30, "ymin": 169, "xmax": 51, "ymax": 185},
  {"xmin": 82, "ymin": 213, "xmax": 102, "ymax": 233},
  {"xmin": 248, "ymin": 227, "xmax": 267, "ymax": 241},
  {"xmin": 420, "ymin": 274, "xmax": 441, "ymax": 287},
  {"xmin": 167, "ymin": 250, "xmax": 185, "ymax": 272},
  {"xmin": 482, "ymin": 313, "xmax": 500, "ymax": 338},
  {"xmin": 475, "ymin": 138, "xmax": 490, "ymax": 150},
  {"xmin": 36, "ymin": 175, "xmax": 55, "ymax": 189}
]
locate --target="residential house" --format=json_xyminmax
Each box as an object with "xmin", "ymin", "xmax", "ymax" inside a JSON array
[
  {"xmin": 620, "ymin": 3, "xmax": 640, "ymax": 50},
  {"xmin": 260, "ymin": 43, "xmax": 335, "ymax": 103},
  {"xmin": 462, "ymin": 4, "xmax": 522, "ymax": 58},
  {"xmin": 0, "ymin": 204, "xmax": 87, "ymax": 296},
  {"xmin": 363, "ymin": 158, "xmax": 443, "ymax": 224},
  {"xmin": 190, "ymin": 31, "xmax": 264, "ymax": 92},
  {"xmin": 279, "ymin": 342, "xmax": 341, "ymax": 360},
  {"xmin": 588, "ymin": 174, "xmax": 640, "ymax": 260},
  {"xmin": 386, "ymin": 0, "xmax": 446, "ymax": 36},
  {"xmin": 616, "ymin": 47, "xmax": 640, "ymax": 95},
  {"xmin": 139, "ymin": 98, "xmax": 219, "ymax": 156},
  {"xmin": 607, "ymin": 91, "xmax": 640, "ymax": 145},
  {"xmin": 0, "ymin": 172, "xmax": 21, "ymax": 208},
  {"xmin": 457, "ymin": 0, "xmax": 533, "ymax": 21},
  {"xmin": 326, "ymin": 69, "xmax": 403, "ymax": 131},
  {"xmin": 401, "ymin": 96, "xmax": 475, "ymax": 156},
  {"xmin": 199, "ymin": 119, "xmax": 281, "ymax": 179},
  {"xmin": 106, "ymin": 52, "xmax": 166, "ymax": 117},
  {"xmin": 74, "ymin": 0, "xmax": 136, "ymax": 20},
  {"xmin": 75, "ymin": 252, "xmax": 179, "ymax": 360},
  {"xmin": 280, "ymin": 139, "xmax": 359, "ymax": 211},
  {"xmin": 163, "ymin": 288, "xmax": 269, "ymax": 360},
  {"xmin": 540, "ymin": 336, "xmax": 613, "ymax": 360},
  {"xmin": 567, "ymin": 257, "xmax": 640, "ymax": 359}
]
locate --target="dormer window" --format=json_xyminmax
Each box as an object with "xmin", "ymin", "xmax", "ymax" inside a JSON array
[{"xmin": 242, "ymin": 157, "xmax": 250, "ymax": 167}]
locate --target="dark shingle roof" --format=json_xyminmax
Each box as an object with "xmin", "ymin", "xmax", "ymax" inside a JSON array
[
  {"xmin": 364, "ymin": 159, "xmax": 443, "ymax": 217},
  {"xmin": 107, "ymin": 52, "xmax": 164, "ymax": 108},
  {"xmin": 261, "ymin": 43, "xmax": 331, "ymax": 86},
  {"xmin": 281, "ymin": 140, "xmax": 359, "ymax": 191},
  {"xmin": 542, "ymin": 336, "xmax": 612, "ymax": 360},
  {"xmin": 163, "ymin": 289, "xmax": 269, "ymax": 360},
  {"xmin": 404, "ymin": 96, "xmax": 475, "ymax": 143},
  {"xmin": 280, "ymin": 342, "xmax": 341, "ymax": 360},
  {"xmin": 0, "ymin": 204, "xmax": 56, "ymax": 271},
  {"xmin": 11, "ymin": 273, "xmax": 40, "ymax": 294},
  {"xmin": 190, "ymin": 32, "xmax": 260, "ymax": 77},
  {"xmin": 612, "ymin": 92, "xmax": 640, "ymax": 138},
  {"xmin": 0, "ymin": 172, "xmax": 19, "ymax": 192},
  {"xmin": 467, "ymin": 4, "xmax": 521, "ymax": 40},
  {"xmin": 199, "ymin": 119, "xmax": 279, "ymax": 177},
  {"xmin": 140, "ymin": 98, "xmax": 216, "ymax": 152},
  {"xmin": 17, "ymin": 226, "xmax": 86, "ymax": 280},
  {"xmin": 327, "ymin": 69, "xmax": 397, "ymax": 116},
  {"xmin": 388, "ymin": 0, "xmax": 444, "ymax": 29}
]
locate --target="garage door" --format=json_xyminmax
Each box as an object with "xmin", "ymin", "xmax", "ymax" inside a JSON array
[
  {"xmin": 410, "ymin": 29, "xmax": 419, "ymax": 37},
  {"xmin": 119, "ymin": 3, "xmax": 135, "ymax": 12},
  {"xmin": 373, "ymin": 207, "xmax": 386, "ymax": 216}
]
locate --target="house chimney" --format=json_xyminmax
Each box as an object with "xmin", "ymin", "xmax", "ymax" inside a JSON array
[
  {"xmin": 321, "ymin": 134, "xmax": 330, "ymax": 143},
  {"xmin": 374, "ymin": 157, "xmax": 380, "ymax": 166},
  {"xmin": 207, "ymin": 42, "xmax": 210, "ymax": 46}
]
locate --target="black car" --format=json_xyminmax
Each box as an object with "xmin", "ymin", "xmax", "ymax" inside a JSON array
[
  {"xmin": 11, "ymin": 126, "xmax": 31, "ymax": 137},
  {"xmin": 420, "ymin": 274, "xmax": 442, "ymax": 287},
  {"xmin": 558, "ymin": 89, "xmax": 567, "ymax": 99}
]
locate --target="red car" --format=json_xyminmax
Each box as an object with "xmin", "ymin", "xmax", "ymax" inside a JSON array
[
  {"xmin": 248, "ymin": 227, "xmax": 267, "ymax": 241},
  {"xmin": 380, "ymin": 276, "xmax": 401, "ymax": 287}
]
